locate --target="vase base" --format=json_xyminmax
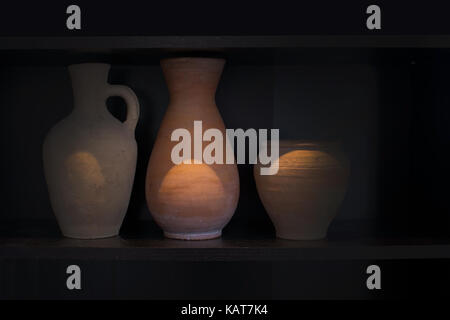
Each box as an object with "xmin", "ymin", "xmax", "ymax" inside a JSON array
[{"xmin": 164, "ymin": 230, "xmax": 222, "ymax": 240}]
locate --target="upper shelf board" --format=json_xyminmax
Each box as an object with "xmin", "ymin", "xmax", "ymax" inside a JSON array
[{"xmin": 2, "ymin": 36, "xmax": 450, "ymax": 50}]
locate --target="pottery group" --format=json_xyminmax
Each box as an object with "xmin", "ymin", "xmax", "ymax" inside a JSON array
[{"xmin": 43, "ymin": 58, "xmax": 349, "ymax": 240}]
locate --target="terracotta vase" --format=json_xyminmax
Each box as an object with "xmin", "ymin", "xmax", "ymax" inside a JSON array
[
  {"xmin": 254, "ymin": 141, "xmax": 349, "ymax": 240},
  {"xmin": 43, "ymin": 63, "xmax": 140, "ymax": 239},
  {"xmin": 146, "ymin": 57, "xmax": 239, "ymax": 240}
]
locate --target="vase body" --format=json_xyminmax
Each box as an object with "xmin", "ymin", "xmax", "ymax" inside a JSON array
[
  {"xmin": 43, "ymin": 63, "xmax": 140, "ymax": 239},
  {"xmin": 254, "ymin": 141, "xmax": 349, "ymax": 240},
  {"xmin": 146, "ymin": 57, "xmax": 239, "ymax": 240}
]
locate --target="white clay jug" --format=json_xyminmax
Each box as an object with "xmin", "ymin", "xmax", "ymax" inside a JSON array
[{"xmin": 43, "ymin": 63, "xmax": 140, "ymax": 239}]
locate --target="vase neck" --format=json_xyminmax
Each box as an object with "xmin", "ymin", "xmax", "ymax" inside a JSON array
[
  {"xmin": 69, "ymin": 63, "xmax": 110, "ymax": 115},
  {"xmin": 161, "ymin": 58, "xmax": 225, "ymax": 106}
]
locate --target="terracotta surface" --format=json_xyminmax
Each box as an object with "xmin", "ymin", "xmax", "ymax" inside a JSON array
[
  {"xmin": 146, "ymin": 57, "xmax": 239, "ymax": 240},
  {"xmin": 254, "ymin": 141, "xmax": 349, "ymax": 240},
  {"xmin": 43, "ymin": 63, "xmax": 140, "ymax": 239}
]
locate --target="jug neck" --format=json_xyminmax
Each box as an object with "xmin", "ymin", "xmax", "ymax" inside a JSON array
[{"xmin": 69, "ymin": 63, "xmax": 110, "ymax": 114}]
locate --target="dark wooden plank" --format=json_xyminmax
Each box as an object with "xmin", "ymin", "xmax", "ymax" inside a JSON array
[
  {"xmin": 2, "ymin": 240, "xmax": 450, "ymax": 261},
  {"xmin": 2, "ymin": 36, "xmax": 450, "ymax": 50},
  {"xmin": 0, "ymin": 47, "xmax": 414, "ymax": 67},
  {"xmin": 3, "ymin": 238, "xmax": 450, "ymax": 261},
  {"xmin": 1, "ymin": 220, "xmax": 450, "ymax": 261}
]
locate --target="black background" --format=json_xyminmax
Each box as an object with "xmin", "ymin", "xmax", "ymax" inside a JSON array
[{"xmin": 0, "ymin": 0, "xmax": 449, "ymax": 36}]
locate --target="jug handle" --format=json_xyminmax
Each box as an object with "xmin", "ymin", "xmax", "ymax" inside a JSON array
[{"xmin": 106, "ymin": 85, "xmax": 140, "ymax": 131}]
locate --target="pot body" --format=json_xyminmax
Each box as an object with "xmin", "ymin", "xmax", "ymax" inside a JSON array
[
  {"xmin": 43, "ymin": 63, "xmax": 139, "ymax": 239},
  {"xmin": 254, "ymin": 141, "xmax": 349, "ymax": 240},
  {"xmin": 146, "ymin": 57, "xmax": 239, "ymax": 240}
]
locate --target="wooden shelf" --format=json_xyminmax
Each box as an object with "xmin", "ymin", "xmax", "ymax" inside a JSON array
[
  {"xmin": 1, "ymin": 38, "xmax": 449, "ymax": 67},
  {"xmin": 1, "ymin": 36, "xmax": 450, "ymax": 50},
  {"xmin": 2, "ymin": 220, "xmax": 450, "ymax": 262}
]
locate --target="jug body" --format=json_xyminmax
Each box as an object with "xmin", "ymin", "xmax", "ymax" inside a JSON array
[{"xmin": 43, "ymin": 63, "xmax": 140, "ymax": 239}]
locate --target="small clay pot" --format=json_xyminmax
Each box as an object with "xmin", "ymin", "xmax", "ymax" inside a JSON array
[{"xmin": 254, "ymin": 140, "xmax": 349, "ymax": 240}]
